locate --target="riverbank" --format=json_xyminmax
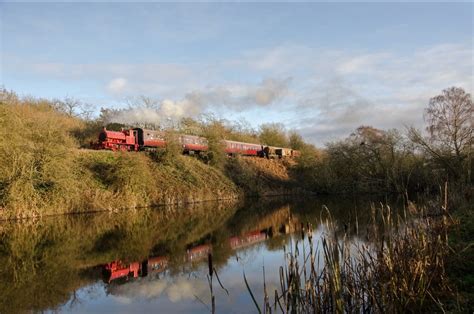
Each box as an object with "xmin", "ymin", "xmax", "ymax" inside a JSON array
[
  {"xmin": 1, "ymin": 147, "xmax": 309, "ymax": 220},
  {"xmin": 0, "ymin": 92, "xmax": 310, "ymax": 220}
]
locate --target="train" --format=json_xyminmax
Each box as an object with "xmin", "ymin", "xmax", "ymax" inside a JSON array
[
  {"xmin": 102, "ymin": 230, "xmax": 268, "ymax": 284},
  {"xmin": 92, "ymin": 127, "xmax": 300, "ymax": 158}
]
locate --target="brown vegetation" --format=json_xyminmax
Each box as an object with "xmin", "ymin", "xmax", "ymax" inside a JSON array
[
  {"xmin": 0, "ymin": 89, "xmax": 308, "ymax": 219},
  {"xmin": 253, "ymin": 204, "xmax": 456, "ymax": 313}
]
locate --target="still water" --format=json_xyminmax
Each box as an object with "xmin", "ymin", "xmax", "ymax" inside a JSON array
[{"xmin": 0, "ymin": 196, "xmax": 404, "ymax": 313}]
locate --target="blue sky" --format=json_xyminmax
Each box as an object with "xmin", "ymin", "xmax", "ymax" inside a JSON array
[{"xmin": 1, "ymin": 2, "xmax": 472, "ymax": 144}]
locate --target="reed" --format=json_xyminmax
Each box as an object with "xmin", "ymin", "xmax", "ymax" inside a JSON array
[{"xmin": 252, "ymin": 204, "xmax": 454, "ymax": 313}]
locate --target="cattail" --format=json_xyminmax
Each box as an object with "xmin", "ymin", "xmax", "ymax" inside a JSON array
[{"xmin": 208, "ymin": 252, "xmax": 213, "ymax": 277}]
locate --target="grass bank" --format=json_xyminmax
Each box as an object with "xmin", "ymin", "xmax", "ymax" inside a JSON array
[{"xmin": 0, "ymin": 94, "xmax": 303, "ymax": 219}]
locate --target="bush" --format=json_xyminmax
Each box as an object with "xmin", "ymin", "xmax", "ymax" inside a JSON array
[{"xmin": 0, "ymin": 90, "xmax": 86, "ymax": 217}]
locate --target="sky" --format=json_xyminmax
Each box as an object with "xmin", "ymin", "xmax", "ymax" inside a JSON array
[{"xmin": 1, "ymin": 2, "xmax": 473, "ymax": 145}]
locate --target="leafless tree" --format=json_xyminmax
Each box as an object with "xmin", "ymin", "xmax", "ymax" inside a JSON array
[
  {"xmin": 410, "ymin": 87, "xmax": 473, "ymax": 182},
  {"xmin": 53, "ymin": 97, "xmax": 95, "ymax": 120},
  {"xmin": 424, "ymin": 87, "xmax": 472, "ymax": 159}
]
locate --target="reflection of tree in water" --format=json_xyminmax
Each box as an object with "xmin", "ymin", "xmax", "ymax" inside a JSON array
[
  {"xmin": 264, "ymin": 233, "xmax": 292, "ymax": 252},
  {"xmin": 0, "ymin": 200, "xmax": 237, "ymax": 313},
  {"xmin": 0, "ymin": 195, "xmax": 406, "ymax": 313}
]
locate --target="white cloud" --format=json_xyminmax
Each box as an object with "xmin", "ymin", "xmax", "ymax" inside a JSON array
[
  {"xmin": 336, "ymin": 53, "xmax": 390, "ymax": 75},
  {"xmin": 276, "ymin": 43, "xmax": 473, "ymax": 145},
  {"xmin": 5, "ymin": 41, "xmax": 472, "ymax": 145},
  {"xmin": 107, "ymin": 77, "xmax": 128, "ymax": 94},
  {"xmin": 107, "ymin": 276, "xmax": 209, "ymax": 302}
]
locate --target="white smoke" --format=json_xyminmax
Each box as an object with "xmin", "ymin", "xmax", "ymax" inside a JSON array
[
  {"xmin": 106, "ymin": 78, "xmax": 291, "ymax": 126},
  {"xmin": 183, "ymin": 77, "xmax": 291, "ymax": 109},
  {"xmin": 107, "ymin": 107, "xmax": 164, "ymax": 125},
  {"xmin": 250, "ymin": 78, "xmax": 291, "ymax": 105}
]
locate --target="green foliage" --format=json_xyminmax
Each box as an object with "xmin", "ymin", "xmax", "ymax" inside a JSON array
[
  {"xmin": 150, "ymin": 130, "xmax": 182, "ymax": 164},
  {"xmin": 259, "ymin": 123, "xmax": 288, "ymax": 147},
  {"xmin": 200, "ymin": 118, "xmax": 228, "ymax": 168},
  {"xmin": 288, "ymin": 131, "xmax": 305, "ymax": 150},
  {"xmin": 108, "ymin": 153, "xmax": 155, "ymax": 203},
  {"xmin": 73, "ymin": 119, "xmax": 104, "ymax": 147}
]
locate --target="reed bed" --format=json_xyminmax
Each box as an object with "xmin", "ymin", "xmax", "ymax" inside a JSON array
[{"xmin": 255, "ymin": 205, "xmax": 453, "ymax": 313}]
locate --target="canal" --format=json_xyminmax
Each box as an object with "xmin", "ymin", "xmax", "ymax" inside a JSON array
[{"xmin": 0, "ymin": 196, "xmax": 405, "ymax": 313}]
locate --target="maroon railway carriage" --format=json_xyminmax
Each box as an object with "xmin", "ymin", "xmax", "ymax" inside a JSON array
[
  {"xmin": 180, "ymin": 135, "xmax": 208, "ymax": 154},
  {"xmin": 134, "ymin": 128, "xmax": 166, "ymax": 149},
  {"xmin": 223, "ymin": 140, "xmax": 263, "ymax": 156}
]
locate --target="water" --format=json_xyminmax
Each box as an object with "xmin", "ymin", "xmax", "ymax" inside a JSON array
[{"xmin": 0, "ymin": 196, "xmax": 404, "ymax": 313}]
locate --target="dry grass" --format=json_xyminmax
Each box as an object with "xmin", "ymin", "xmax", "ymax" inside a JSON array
[
  {"xmin": 0, "ymin": 91, "xmax": 241, "ymax": 219},
  {"xmin": 253, "ymin": 204, "xmax": 455, "ymax": 313},
  {"xmin": 225, "ymin": 157, "xmax": 301, "ymax": 197}
]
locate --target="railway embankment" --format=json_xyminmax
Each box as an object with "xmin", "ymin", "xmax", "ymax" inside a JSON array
[
  {"xmin": 1, "ymin": 148, "xmax": 304, "ymax": 220},
  {"xmin": 0, "ymin": 97, "xmax": 306, "ymax": 219}
]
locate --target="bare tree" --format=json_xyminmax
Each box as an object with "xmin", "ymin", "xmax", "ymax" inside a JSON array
[
  {"xmin": 52, "ymin": 97, "xmax": 95, "ymax": 120},
  {"xmin": 410, "ymin": 87, "xmax": 473, "ymax": 182},
  {"xmin": 425, "ymin": 87, "xmax": 472, "ymax": 159}
]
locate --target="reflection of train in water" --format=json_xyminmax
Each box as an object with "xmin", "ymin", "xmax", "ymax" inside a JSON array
[
  {"xmin": 229, "ymin": 230, "xmax": 267, "ymax": 250},
  {"xmin": 102, "ymin": 230, "xmax": 269, "ymax": 284},
  {"xmin": 93, "ymin": 127, "xmax": 300, "ymax": 159},
  {"xmin": 101, "ymin": 204, "xmax": 300, "ymax": 284}
]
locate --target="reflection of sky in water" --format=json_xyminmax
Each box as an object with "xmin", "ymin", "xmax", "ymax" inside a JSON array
[
  {"xmin": 61, "ymin": 246, "xmax": 286, "ymax": 313},
  {"xmin": 60, "ymin": 231, "xmax": 333, "ymax": 313},
  {"xmin": 39, "ymin": 196, "xmax": 401, "ymax": 313}
]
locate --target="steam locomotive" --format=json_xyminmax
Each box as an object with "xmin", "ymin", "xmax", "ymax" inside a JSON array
[{"xmin": 93, "ymin": 127, "xmax": 300, "ymax": 158}]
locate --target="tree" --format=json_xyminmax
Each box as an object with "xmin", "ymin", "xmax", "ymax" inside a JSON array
[
  {"xmin": 320, "ymin": 126, "xmax": 421, "ymax": 193},
  {"xmin": 288, "ymin": 131, "xmax": 305, "ymax": 150},
  {"xmin": 200, "ymin": 117, "xmax": 227, "ymax": 168},
  {"xmin": 410, "ymin": 87, "xmax": 472, "ymax": 182},
  {"xmin": 259, "ymin": 123, "xmax": 288, "ymax": 147},
  {"xmin": 52, "ymin": 97, "xmax": 94, "ymax": 120},
  {"xmin": 425, "ymin": 87, "xmax": 472, "ymax": 160}
]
